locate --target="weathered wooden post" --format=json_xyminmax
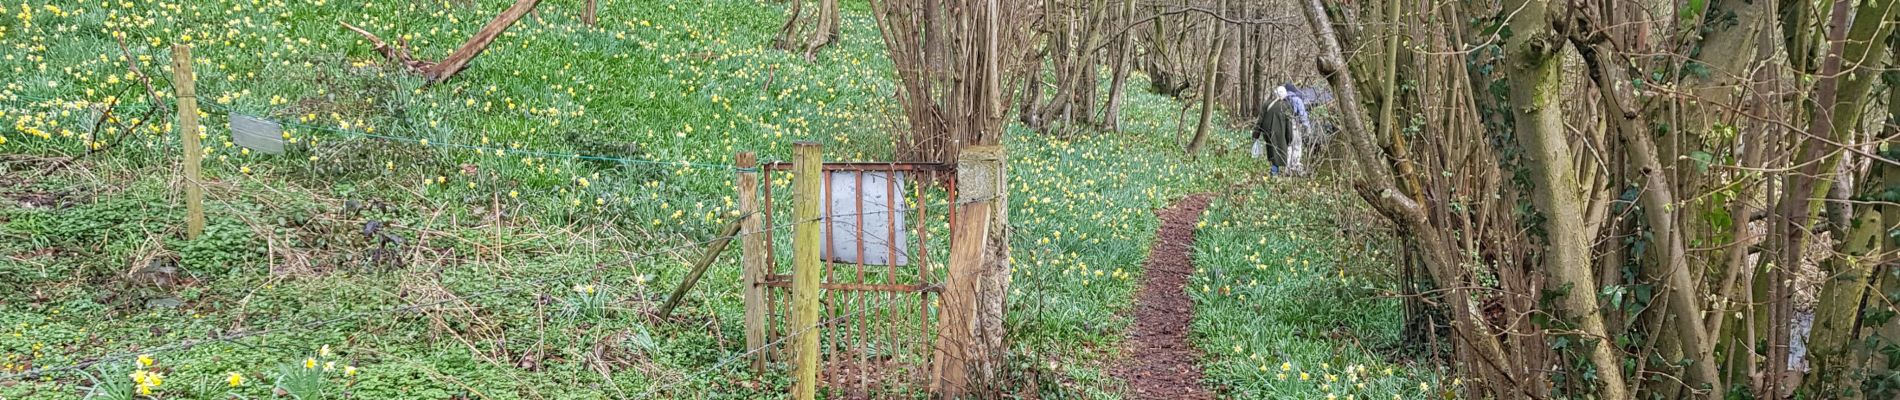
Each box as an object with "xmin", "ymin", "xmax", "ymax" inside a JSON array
[
  {"xmin": 789, "ymin": 143, "xmax": 823, "ymax": 400},
  {"xmin": 933, "ymin": 145, "xmax": 1005, "ymax": 397},
  {"xmin": 736, "ymin": 152, "xmax": 769, "ymax": 373},
  {"xmin": 170, "ymin": 45, "xmax": 205, "ymax": 240}
]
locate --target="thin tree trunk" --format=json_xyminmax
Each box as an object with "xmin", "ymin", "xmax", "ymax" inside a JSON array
[
  {"xmin": 582, "ymin": 0, "xmax": 596, "ymax": 26},
  {"xmin": 1378, "ymin": 0, "xmax": 1420, "ymax": 198},
  {"xmin": 1713, "ymin": 5, "xmax": 1779, "ymax": 388},
  {"xmin": 1184, "ymin": 16, "xmax": 1225, "ymax": 155},
  {"xmin": 1788, "ymin": 0, "xmax": 1898, "ymax": 393},
  {"xmin": 1102, "ymin": 0, "xmax": 1135, "ymax": 132}
]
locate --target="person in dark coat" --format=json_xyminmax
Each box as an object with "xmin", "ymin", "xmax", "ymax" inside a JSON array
[{"xmin": 1252, "ymin": 86, "xmax": 1297, "ymax": 173}]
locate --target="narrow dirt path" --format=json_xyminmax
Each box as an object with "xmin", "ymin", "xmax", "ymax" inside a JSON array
[{"xmin": 1114, "ymin": 194, "xmax": 1214, "ymax": 399}]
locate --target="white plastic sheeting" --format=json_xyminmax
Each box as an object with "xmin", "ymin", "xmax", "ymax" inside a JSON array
[
  {"xmin": 823, "ymin": 171, "xmax": 910, "ymax": 266},
  {"xmin": 229, "ymin": 114, "xmax": 286, "ymax": 154}
]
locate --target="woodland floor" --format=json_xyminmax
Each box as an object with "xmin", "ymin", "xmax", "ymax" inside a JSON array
[{"xmin": 1115, "ymin": 194, "xmax": 1214, "ymax": 399}]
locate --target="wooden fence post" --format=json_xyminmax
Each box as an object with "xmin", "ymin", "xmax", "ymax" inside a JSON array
[
  {"xmin": 170, "ymin": 45, "xmax": 205, "ymax": 240},
  {"xmin": 789, "ymin": 143, "xmax": 823, "ymax": 400},
  {"xmin": 933, "ymin": 145, "xmax": 1004, "ymax": 397},
  {"xmin": 737, "ymin": 152, "xmax": 769, "ymax": 373}
]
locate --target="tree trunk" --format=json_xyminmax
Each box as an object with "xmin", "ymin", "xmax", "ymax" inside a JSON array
[
  {"xmin": 1502, "ymin": 1, "xmax": 1635, "ymax": 397},
  {"xmin": 1378, "ymin": 0, "xmax": 1421, "ymax": 198},
  {"xmin": 776, "ymin": 0, "xmax": 807, "ymax": 50},
  {"xmin": 1786, "ymin": 0, "xmax": 1898, "ymax": 394},
  {"xmin": 1185, "ymin": 9, "xmax": 1225, "ymax": 155},
  {"xmin": 1863, "ymin": 76, "xmax": 1900, "ymax": 394},
  {"xmin": 1101, "ymin": 0, "xmax": 1135, "ymax": 132},
  {"xmin": 802, "ymin": 0, "xmax": 840, "ymax": 58},
  {"xmin": 866, "ymin": 3, "xmax": 1030, "ymax": 387},
  {"xmin": 1142, "ymin": 4, "xmax": 1188, "ymax": 97},
  {"xmin": 582, "ymin": 0, "xmax": 596, "ymax": 26}
]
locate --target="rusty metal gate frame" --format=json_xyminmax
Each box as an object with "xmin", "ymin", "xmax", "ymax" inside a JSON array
[{"xmin": 759, "ymin": 161, "xmax": 957, "ymax": 394}]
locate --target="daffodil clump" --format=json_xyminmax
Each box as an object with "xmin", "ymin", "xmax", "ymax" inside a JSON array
[
  {"xmin": 271, "ymin": 345, "xmax": 359, "ymax": 399},
  {"xmin": 74, "ymin": 348, "xmax": 361, "ymax": 399},
  {"xmin": 565, "ymin": 283, "xmax": 611, "ymax": 319},
  {"xmin": 79, "ymin": 354, "xmax": 162, "ymax": 399}
]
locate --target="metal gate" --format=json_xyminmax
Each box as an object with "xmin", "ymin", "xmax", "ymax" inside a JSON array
[{"xmin": 758, "ymin": 162, "xmax": 957, "ymax": 395}]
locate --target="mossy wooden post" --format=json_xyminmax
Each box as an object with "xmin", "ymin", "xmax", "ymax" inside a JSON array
[
  {"xmin": 789, "ymin": 143, "xmax": 823, "ymax": 400},
  {"xmin": 171, "ymin": 45, "xmax": 204, "ymax": 240},
  {"xmin": 736, "ymin": 152, "xmax": 769, "ymax": 373},
  {"xmin": 933, "ymin": 145, "xmax": 1003, "ymax": 397}
]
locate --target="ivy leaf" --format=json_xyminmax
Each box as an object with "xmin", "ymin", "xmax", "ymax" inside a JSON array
[
  {"xmin": 1684, "ymin": 61, "xmax": 1712, "ymax": 80},
  {"xmin": 1688, "ymin": 151, "xmax": 1716, "ymax": 173},
  {"xmin": 1705, "ymin": 206, "xmax": 1732, "ymax": 233},
  {"xmin": 1601, "ymin": 285, "xmax": 1629, "ymax": 309}
]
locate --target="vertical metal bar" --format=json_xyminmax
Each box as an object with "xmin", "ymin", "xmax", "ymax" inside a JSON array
[
  {"xmin": 946, "ymin": 174, "xmax": 958, "ymax": 240},
  {"xmin": 770, "ymin": 286, "xmax": 780, "ymax": 358},
  {"xmin": 884, "ymin": 165, "xmax": 900, "ymax": 389},
  {"xmin": 854, "ymin": 171, "xmax": 868, "ymax": 390},
  {"xmin": 822, "ymin": 168, "xmax": 840, "ymax": 382},
  {"xmin": 916, "ymin": 171, "xmax": 932, "ymax": 365}
]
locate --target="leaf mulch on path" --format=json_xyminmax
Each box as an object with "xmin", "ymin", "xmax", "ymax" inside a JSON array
[{"xmin": 1114, "ymin": 194, "xmax": 1214, "ymax": 399}]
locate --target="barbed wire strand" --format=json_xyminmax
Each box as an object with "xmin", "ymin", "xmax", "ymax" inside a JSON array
[
  {"xmin": 0, "ymin": 195, "xmax": 990, "ymax": 382},
  {"xmin": 0, "ymin": 94, "xmax": 760, "ymax": 172},
  {"xmin": 630, "ymin": 281, "xmax": 947, "ymax": 399}
]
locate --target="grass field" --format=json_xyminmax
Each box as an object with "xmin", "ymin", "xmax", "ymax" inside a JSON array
[
  {"xmin": 3, "ymin": 0, "xmax": 1429, "ymax": 398},
  {"xmin": 1187, "ymin": 180, "xmax": 1450, "ymax": 399}
]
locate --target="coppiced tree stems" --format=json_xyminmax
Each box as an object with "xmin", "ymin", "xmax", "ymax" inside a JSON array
[
  {"xmin": 1788, "ymin": 0, "xmax": 1898, "ymax": 396},
  {"xmin": 776, "ymin": 0, "xmax": 841, "ymax": 59},
  {"xmin": 1292, "ymin": 0, "xmax": 1900, "ymax": 396}
]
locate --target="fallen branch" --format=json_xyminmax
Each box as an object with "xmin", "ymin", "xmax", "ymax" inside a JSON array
[
  {"xmin": 341, "ymin": 0, "xmax": 542, "ymax": 84},
  {"xmin": 428, "ymin": 0, "xmax": 541, "ymax": 82},
  {"xmin": 339, "ymin": 21, "xmax": 436, "ymax": 72}
]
